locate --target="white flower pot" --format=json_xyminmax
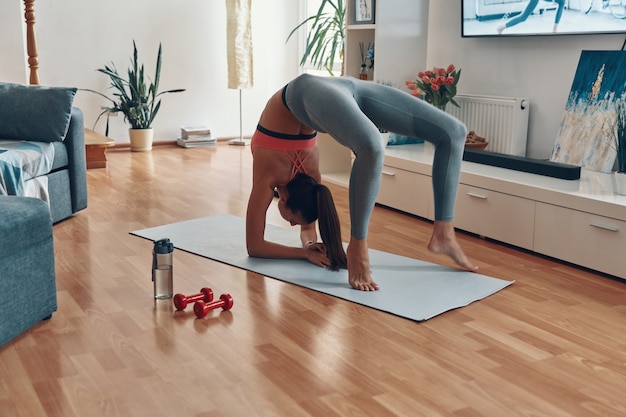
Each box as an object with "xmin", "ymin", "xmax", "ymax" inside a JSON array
[
  {"xmin": 129, "ymin": 128, "xmax": 154, "ymax": 152},
  {"xmin": 615, "ymin": 171, "xmax": 626, "ymax": 196}
]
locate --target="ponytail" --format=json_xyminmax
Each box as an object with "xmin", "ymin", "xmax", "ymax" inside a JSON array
[
  {"xmin": 316, "ymin": 185, "xmax": 347, "ymax": 271},
  {"xmin": 285, "ymin": 173, "xmax": 347, "ymax": 271}
]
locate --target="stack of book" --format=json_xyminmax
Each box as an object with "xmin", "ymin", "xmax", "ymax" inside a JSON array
[{"xmin": 177, "ymin": 125, "xmax": 216, "ymax": 148}]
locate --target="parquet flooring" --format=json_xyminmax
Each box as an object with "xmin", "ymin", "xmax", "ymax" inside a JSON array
[{"xmin": 1, "ymin": 142, "xmax": 625, "ymax": 417}]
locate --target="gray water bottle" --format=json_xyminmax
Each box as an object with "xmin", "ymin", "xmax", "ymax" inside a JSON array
[{"xmin": 152, "ymin": 238, "xmax": 174, "ymax": 299}]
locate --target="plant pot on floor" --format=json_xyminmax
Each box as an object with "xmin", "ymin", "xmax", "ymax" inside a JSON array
[
  {"xmin": 83, "ymin": 41, "xmax": 185, "ymax": 150},
  {"xmin": 615, "ymin": 171, "xmax": 626, "ymax": 196},
  {"xmin": 129, "ymin": 128, "xmax": 153, "ymax": 152}
]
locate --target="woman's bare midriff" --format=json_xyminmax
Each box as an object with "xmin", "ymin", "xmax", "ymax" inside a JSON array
[{"xmin": 258, "ymin": 90, "xmax": 315, "ymax": 136}]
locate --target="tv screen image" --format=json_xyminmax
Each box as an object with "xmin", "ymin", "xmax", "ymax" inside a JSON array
[{"xmin": 462, "ymin": 0, "xmax": 626, "ymax": 37}]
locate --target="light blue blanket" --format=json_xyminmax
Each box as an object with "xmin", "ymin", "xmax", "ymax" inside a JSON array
[{"xmin": 0, "ymin": 140, "xmax": 55, "ymax": 196}]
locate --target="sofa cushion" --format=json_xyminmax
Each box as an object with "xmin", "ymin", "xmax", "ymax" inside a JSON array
[
  {"xmin": 0, "ymin": 82, "xmax": 77, "ymax": 143},
  {"xmin": 51, "ymin": 141, "xmax": 69, "ymax": 171}
]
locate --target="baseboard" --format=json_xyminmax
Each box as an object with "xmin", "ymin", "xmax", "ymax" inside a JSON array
[{"xmin": 463, "ymin": 149, "xmax": 581, "ymax": 180}]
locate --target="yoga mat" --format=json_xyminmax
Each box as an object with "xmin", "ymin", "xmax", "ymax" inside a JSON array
[{"xmin": 131, "ymin": 214, "xmax": 514, "ymax": 321}]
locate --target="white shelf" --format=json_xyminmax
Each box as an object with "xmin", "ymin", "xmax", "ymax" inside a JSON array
[
  {"xmin": 384, "ymin": 144, "xmax": 626, "ymax": 221},
  {"xmin": 379, "ymin": 143, "xmax": 626, "ymax": 280},
  {"xmin": 346, "ymin": 24, "xmax": 376, "ymax": 30},
  {"xmin": 320, "ymin": 134, "xmax": 626, "ymax": 279}
]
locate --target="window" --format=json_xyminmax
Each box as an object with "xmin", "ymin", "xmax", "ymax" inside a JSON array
[{"xmin": 296, "ymin": 0, "xmax": 343, "ymax": 76}]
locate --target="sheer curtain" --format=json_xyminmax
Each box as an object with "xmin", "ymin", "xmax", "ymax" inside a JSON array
[{"xmin": 225, "ymin": 0, "xmax": 254, "ymax": 89}]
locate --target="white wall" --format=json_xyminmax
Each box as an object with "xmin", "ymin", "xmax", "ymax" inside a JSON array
[
  {"xmin": 0, "ymin": 1, "xmax": 27, "ymax": 83},
  {"xmin": 428, "ymin": 0, "xmax": 626, "ymax": 159},
  {"xmin": 2, "ymin": 0, "xmax": 624, "ymax": 157},
  {"xmin": 0, "ymin": 0, "xmax": 300, "ymax": 144}
]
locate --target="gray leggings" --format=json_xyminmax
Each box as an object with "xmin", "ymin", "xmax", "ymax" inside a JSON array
[{"xmin": 284, "ymin": 74, "xmax": 466, "ymax": 240}]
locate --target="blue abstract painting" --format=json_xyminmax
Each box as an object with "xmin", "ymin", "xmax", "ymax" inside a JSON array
[{"xmin": 551, "ymin": 50, "xmax": 626, "ymax": 173}]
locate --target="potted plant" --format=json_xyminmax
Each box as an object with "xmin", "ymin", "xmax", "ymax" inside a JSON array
[
  {"xmin": 615, "ymin": 100, "xmax": 626, "ymax": 195},
  {"xmin": 286, "ymin": 0, "xmax": 345, "ymax": 76},
  {"xmin": 85, "ymin": 41, "xmax": 185, "ymax": 151}
]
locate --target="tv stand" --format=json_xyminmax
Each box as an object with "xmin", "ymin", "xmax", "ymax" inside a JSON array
[{"xmin": 323, "ymin": 140, "xmax": 626, "ymax": 281}]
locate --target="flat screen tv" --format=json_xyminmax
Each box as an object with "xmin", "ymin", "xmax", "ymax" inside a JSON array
[{"xmin": 462, "ymin": 0, "xmax": 626, "ymax": 37}]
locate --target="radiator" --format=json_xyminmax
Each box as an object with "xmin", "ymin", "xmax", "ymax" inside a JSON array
[{"xmin": 445, "ymin": 94, "xmax": 530, "ymax": 156}]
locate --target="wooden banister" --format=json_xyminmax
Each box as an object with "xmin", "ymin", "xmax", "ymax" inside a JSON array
[{"xmin": 23, "ymin": 0, "xmax": 39, "ymax": 85}]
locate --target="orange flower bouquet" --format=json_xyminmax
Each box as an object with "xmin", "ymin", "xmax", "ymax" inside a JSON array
[{"xmin": 406, "ymin": 64, "xmax": 461, "ymax": 110}]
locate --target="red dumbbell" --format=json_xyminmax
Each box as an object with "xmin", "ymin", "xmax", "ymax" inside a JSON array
[
  {"xmin": 173, "ymin": 288, "xmax": 214, "ymax": 311},
  {"xmin": 193, "ymin": 294, "xmax": 234, "ymax": 318}
]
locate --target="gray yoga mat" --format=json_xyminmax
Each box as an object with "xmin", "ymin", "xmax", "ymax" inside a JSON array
[{"xmin": 131, "ymin": 214, "xmax": 514, "ymax": 321}]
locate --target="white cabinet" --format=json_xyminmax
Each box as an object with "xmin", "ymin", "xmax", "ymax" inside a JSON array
[
  {"xmin": 377, "ymin": 165, "xmax": 433, "ymax": 219},
  {"xmin": 534, "ymin": 203, "xmax": 626, "ymax": 278},
  {"xmin": 455, "ymin": 184, "xmax": 535, "ymax": 250},
  {"xmin": 317, "ymin": 1, "xmax": 626, "ymax": 281},
  {"xmin": 370, "ymin": 143, "xmax": 626, "ymax": 281}
]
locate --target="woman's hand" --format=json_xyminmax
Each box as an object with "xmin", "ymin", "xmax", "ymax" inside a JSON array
[{"xmin": 304, "ymin": 242, "xmax": 330, "ymax": 268}]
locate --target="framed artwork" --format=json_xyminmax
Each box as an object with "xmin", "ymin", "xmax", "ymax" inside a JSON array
[
  {"xmin": 551, "ymin": 50, "xmax": 626, "ymax": 173},
  {"xmin": 354, "ymin": 0, "xmax": 375, "ymax": 24}
]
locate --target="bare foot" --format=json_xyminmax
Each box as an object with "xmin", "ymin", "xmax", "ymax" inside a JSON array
[
  {"xmin": 347, "ymin": 238, "xmax": 380, "ymax": 291},
  {"xmin": 427, "ymin": 221, "xmax": 478, "ymax": 272},
  {"xmin": 497, "ymin": 25, "xmax": 505, "ymax": 35}
]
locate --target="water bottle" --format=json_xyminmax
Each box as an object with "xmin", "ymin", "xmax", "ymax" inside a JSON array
[{"xmin": 152, "ymin": 238, "xmax": 174, "ymax": 299}]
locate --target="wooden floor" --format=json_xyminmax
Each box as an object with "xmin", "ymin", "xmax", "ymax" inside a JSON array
[{"xmin": 2, "ymin": 143, "xmax": 626, "ymax": 417}]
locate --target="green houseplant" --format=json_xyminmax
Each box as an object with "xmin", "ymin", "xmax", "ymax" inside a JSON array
[
  {"xmin": 286, "ymin": 0, "xmax": 346, "ymax": 76},
  {"xmin": 85, "ymin": 40, "xmax": 185, "ymax": 151}
]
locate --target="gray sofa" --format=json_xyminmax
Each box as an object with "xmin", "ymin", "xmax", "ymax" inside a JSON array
[
  {"xmin": 0, "ymin": 82, "xmax": 88, "ymax": 346},
  {"xmin": 42, "ymin": 106, "xmax": 89, "ymax": 223},
  {"xmin": 0, "ymin": 81, "xmax": 88, "ymax": 223},
  {"xmin": 0, "ymin": 196, "xmax": 56, "ymax": 347}
]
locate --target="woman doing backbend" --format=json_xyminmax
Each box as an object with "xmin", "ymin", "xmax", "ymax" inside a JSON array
[
  {"xmin": 245, "ymin": 74, "xmax": 477, "ymax": 292},
  {"xmin": 497, "ymin": 0, "xmax": 566, "ymax": 34}
]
